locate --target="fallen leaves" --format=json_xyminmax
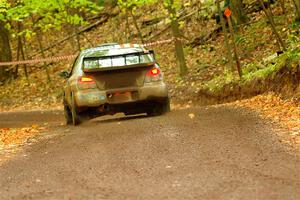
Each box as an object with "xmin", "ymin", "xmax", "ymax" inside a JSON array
[
  {"xmin": 0, "ymin": 126, "xmax": 41, "ymax": 147},
  {"xmin": 0, "ymin": 72, "xmax": 64, "ymax": 112},
  {"xmin": 0, "ymin": 125, "xmax": 44, "ymax": 165},
  {"xmin": 188, "ymin": 113, "xmax": 195, "ymax": 119},
  {"xmin": 234, "ymin": 92, "xmax": 300, "ymax": 147}
]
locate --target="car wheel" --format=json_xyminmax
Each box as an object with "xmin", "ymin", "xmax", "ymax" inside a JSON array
[
  {"xmin": 71, "ymin": 94, "xmax": 81, "ymax": 126},
  {"xmin": 147, "ymin": 98, "xmax": 171, "ymax": 116},
  {"xmin": 64, "ymin": 104, "xmax": 72, "ymax": 125},
  {"xmin": 162, "ymin": 98, "xmax": 171, "ymax": 113}
]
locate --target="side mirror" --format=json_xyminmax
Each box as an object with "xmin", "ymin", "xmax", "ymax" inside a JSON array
[{"xmin": 59, "ymin": 71, "xmax": 70, "ymax": 79}]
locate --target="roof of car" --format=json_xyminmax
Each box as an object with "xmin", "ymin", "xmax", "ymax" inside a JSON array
[{"xmin": 81, "ymin": 44, "xmax": 146, "ymax": 58}]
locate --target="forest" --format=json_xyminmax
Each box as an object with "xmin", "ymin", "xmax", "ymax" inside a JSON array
[
  {"xmin": 0, "ymin": 0, "xmax": 299, "ymax": 114},
  {"xmin": 0, "ymin": 0, "xmax": 300, "ymax": 105}
]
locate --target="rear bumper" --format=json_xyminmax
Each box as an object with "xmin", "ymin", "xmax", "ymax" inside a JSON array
[{"xmin": 74, "ymin": 82, "xmax": 168, "ymax": 107}]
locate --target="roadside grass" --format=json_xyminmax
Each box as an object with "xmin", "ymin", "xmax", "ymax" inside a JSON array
[{"xmin": 203, "ymin": 33, "xmax": 300, "ymax": 93}]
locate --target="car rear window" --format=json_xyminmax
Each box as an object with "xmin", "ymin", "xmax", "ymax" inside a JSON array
[{"xmin": 83, "ymin": 51, "xmax": 155, "ymax": 70}]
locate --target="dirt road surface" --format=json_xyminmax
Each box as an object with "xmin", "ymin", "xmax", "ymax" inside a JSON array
[{"xmin": 0, "ymin": 106, "xmax": 299, "ymax": 200}]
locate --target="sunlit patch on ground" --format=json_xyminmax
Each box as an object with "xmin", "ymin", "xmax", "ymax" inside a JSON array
[
  {"xmin": 0, "ymin": 125, "xmax": 44, "ymax": 165},
  {"xmin": 232, "ymin": 92, "xmax": 300, "ymax": 149}
]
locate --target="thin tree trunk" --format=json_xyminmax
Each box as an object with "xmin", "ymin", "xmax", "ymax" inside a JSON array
[
  {"xmin": 20, "ymin": 39, "xmax": 28, "ymax": 80},
  {"xmin": 15, "ymin": 22, "xmax": 25, "ymax": 79},
  {"xmin": 75, "ymin": 26, "xmax": 81, "ymax": 52},
  {"xmin": 36, "ymin": 31, "xmax": 51, "ymax": 82},
  {"xmin": 217, "ymin": 0, "xmax": 234, "ymax": 72},
  {"xmin": 167, "ymin": 0, "xmax": 188, "ymax": 76},
  {"xmin": 18, "ymin": 32, "xmax": 28, "ymax": 80},
  {"xmin": 258, "ymin": 0, "xmax": 286, "ymax": 51},
  {"xmin": 292, "ymin": 0, "xmax": 300, "ymax": 21},
  {"xmin": 227, "ymin": 16, "xmax": 242, "ymax": 78},
  {"xmin": 231, "ymin": 0, "xmax": 248, "ymax": 24},
  {"xmin": 125, "ymin": 10, "xmax": 132, "ymax": 42},
  {"xmin": 14, "ymin": 36, "xmax": 28, "ymax": 80},
  {"xmin": 0, "ymin": 21, "xmax": 12, "ymax": 82},
  {"xmin": 22, "ymin": 35, "xmax": 32, "ymax": 72},
  {"xmin": 15, "ymin": 35, "xmax": 21, "ymax": 79},
  {"xmin": 130, "ymin": 10, "xmax": 144, "ymax": 44},
  {"xmin": 267, "ymin": 2, "xmax": 275, "ymax": 19}
]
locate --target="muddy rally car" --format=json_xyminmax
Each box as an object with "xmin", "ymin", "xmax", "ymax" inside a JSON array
[{"xmin": 61, "ymin": 43, "xmax": 170, "ymax": 125}]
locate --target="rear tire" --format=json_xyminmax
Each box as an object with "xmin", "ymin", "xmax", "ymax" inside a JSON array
[
  {"xmin": 147, "ymin": 98, "xmax": 171, "ymax": 116},
  {"xmin": 64, "ymin": 104, "xmax": 72, "ymax": 125},
  {"xmin": 163, "ymin": 98, "xmax": 171, "ymax": 113},
  {"xmin": 71, "ymin": 94, "xmax": 81, "ymax": 126}
]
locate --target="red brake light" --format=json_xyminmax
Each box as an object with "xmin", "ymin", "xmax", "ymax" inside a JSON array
[
  {"xmin": 145, "ymin": 67, "xmax": 163, "ymax": 83},
  {"xmin": 78, "ymin": 76, "xmax": 95, "ymax": 84},
  {"xmin": 147, "ymin": 67, "xmax": 161, "ymax": 76}
]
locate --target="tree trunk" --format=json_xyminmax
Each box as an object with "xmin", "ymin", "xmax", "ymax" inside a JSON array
[
  {"xmin": 36, "ymin": 31, "xmax": 51, "ymax": 82},
  {"xmin": 19, "ymin": 34, "xmax": 28, "ymax": 79},
  {"xmin": 22, "ymin": 35, "xmax": 32, "ymax": 73},
  {"xmin": 258, "ymin": 0, "xmax": 286, "ymax": 51},
  {"xmin": 217, "ymin": 0, "xmax": 233, "ymax": 72},
  {"xmin": 75, "ymin": 26, "xmax": 81, "ymax": 52},
  {"xmin": 227, "ymin": 16, "xmax": 242, "ymax": 78},
  {"xmin": 15, "ymin": 22, "xmax": 28, "ymax": 79},
  {"xmin": 0, "ymin": 21, "xmax": 12, "ymax": 82},
  {"xmin": 230, "ymin": 0, "xmax": 248, "ymax": 24},
  {"xmin": 20, "ymin": 38, "xmax": 28, "ymax": 80},
  {"xmin": 15, "ymin": 35, "xmax": 21, "ymax": 79},
  {"xmin": 124, "ymin": 10, "xmax": 132, "ymax": 42},
  {"xmin": 293, "ymin": 0, "xmax": 300, "ymax": 21},
  {"xmin": 130, "ymin": 10, "xmax": 144, "ymax": 44},
  {"xmin": 167, "ymin": 0, "xmax": 188, "ymax": 76}
]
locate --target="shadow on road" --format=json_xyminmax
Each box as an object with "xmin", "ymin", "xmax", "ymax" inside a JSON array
[{"xmin": 88, "ymin": 113, "xmax": 148, "ymax": 125}]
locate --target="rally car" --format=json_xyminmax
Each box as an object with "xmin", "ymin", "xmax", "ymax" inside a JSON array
[{"xmin": 61, "ymin": 43, "xmax": 170, "ymax": 125}]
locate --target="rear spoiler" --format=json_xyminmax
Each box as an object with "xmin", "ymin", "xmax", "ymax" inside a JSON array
[
  {"xmin": 82, "ymin": 50, "xmax": 156, "ymax": 72},
  {"xmin": 83, "ymin": 62, "xmax": 155, "ymax": 72}
]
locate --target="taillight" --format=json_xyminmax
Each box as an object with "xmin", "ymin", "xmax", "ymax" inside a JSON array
[
  {"xmin": 145, "ymin": 66, "xmax": 163, "ymax": 83},
  {"xmin": 78, "ymin": 76, "xmax": 95, "ymax": 84},
  {"xmin": 147, "ymin": 68, "xmax": 161, "ymax": 76},
  {"xmin": 78, "ymin": 76, "xmax": 97, "ymax": 90}
]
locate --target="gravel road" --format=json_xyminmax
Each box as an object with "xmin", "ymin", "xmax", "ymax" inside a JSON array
[{"xmin": 0, "ymin": 106, "xmax": 299, "ymax": 200}]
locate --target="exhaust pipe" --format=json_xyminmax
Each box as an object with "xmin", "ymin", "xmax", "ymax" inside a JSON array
[
  {"xmin": 99, "ymin": 104, "xmax": 110, "ymax": 112},
  {"xmin": 98, "ymin": 104, "xmax": 115, "ymax": 115},
  {"xmin": 103, "ymin": 104, "xmax": 110, "ymax": 112}
]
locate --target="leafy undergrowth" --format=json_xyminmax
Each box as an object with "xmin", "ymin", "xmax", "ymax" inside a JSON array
[
  {"xmin": 0, "ymin": 125, "xmax": 44, "ymax": 164},
  {"xmin": 233, "ymin": 93, "xmax": 300, "ymax": 149},
  {"xmin": 0, "ymin": 70, "xmax": 65, "ymax": 112},
  {"xmin": 203, "ymin": 36, "xmax": 300, "ymax": 94},
  {"xmin": 0, "ymin": 2, "xmax": 299, "ymax": 112}
]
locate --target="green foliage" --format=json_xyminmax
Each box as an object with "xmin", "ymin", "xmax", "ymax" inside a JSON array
[
  {"xmin": 163, "ymin": 0, "xmax": 181, "ymax": 10},
  {"xmin": 0, "ymin": 0, "xmax": 10, "ymax": 21},
  {"xmin": 287, "ymin": 22, "xmax": 300, "ymax": 47},
  {"xmin": 204, "ymin": 72, "xmax": 237, "ymax": 92},
  {"xmin": 1, "ymin": 0, "xmax": 101, "ymax": 37},
  {"xmin": 117, "ymin": 0, "xmax": 183, "ymax": 20},
  {"xmin": 117, "ymin": 0, "xmax": 156, "ymax": 11},
  {"xmin": 198, "ymin": 0, "xmax": 216, "ymax": 19},
  {"xmin": 204, "ymin": 47, "xmax": 300, "ymax": 93},
  {"xmin": 98, "ymin": 0, "xmax": 105, "ymax": 6},
  {"xmin": 235, "ymin": 34, "xmax": 247, "ymax": 45},
  {"xmin": 241, "ymin": 62, "xmax": 264, "ymax": 75}
]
